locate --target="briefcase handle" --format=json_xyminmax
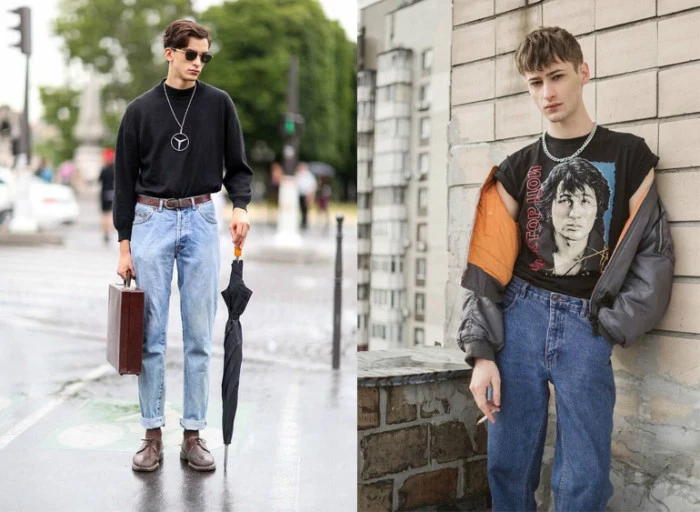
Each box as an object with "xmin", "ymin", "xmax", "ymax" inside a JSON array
[{"xmin": 124, "ymin": 269, "xmax": 134, "ymax": 288}]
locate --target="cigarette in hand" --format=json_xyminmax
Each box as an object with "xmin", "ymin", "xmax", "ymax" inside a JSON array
[{"xmin": 476, "ymin": 415, "xmax": 489, "ymax": 425}]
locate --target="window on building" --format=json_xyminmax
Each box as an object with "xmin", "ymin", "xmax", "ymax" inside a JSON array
[
  {"xmin": 416, "ymin": 258, "xmax": 426, "ymax": 285},
  {"xmin": 422, "ymin": 49, "xmax": 433, "ymax": 72},
  {"xmin": 414, "ymin": 328, "xmax": 425, "ymax": 346},
  {"xmin": 418, "ymin": 153, "xmax": 429, "ymax": 180},
  {"xmin": 420, "ymin": 118, "xmax": 431, "ymax": 142},
  {"xmin": 417, "ymin": 223, "xmax": 427, "ymax": 242},
  {"xmin": 358, "ymin": 285, "xmax": 368, "ymax": 300},
  {"xmin": 418, "ymin": 83, "xmax": 431, "ymax": 110},
  {"xmin": 371, "ymin": 324, "xmax": 386, "ymax": 340},
  {"xmin": 415, "ymin": 293, "xmax": 425, "ymax": 322},
  {"xmin": 418, "ymin": 188, "xmax": 428, "ymax": 216}
]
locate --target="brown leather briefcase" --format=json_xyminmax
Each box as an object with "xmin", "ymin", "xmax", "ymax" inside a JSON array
[{"xmin": 107, "ymin": 271, "xmax": 144, "ymax": 375}]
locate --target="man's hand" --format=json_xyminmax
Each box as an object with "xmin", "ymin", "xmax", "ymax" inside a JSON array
[
  {"xmin": 229, "ymin": 207, "xmax": 250, "ymax": 248},
  {"xmin": 117, "ymin": 240, "xmax": 135, "ymax": 281},
  {"xmin": 469, "ymin": 358, "xmax": 502, "ymax": 424}
]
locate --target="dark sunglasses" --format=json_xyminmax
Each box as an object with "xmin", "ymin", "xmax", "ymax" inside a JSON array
[{"xmin": 170, "ymin": 47, "xmax": 212, "ymax": 64}]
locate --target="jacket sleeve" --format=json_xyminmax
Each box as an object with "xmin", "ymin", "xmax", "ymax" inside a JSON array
[
  {"xmin": 456, "ymin": 168, "xmax": 520, "ymax": 367},
  {"xmin": 597, "ymin": 197, "xmax": 675, "ymax": 346}
]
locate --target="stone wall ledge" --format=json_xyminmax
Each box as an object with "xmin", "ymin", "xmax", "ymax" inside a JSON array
[{"xmin": 358, "ymin": 347, "xmax": 472, "ymax": 388}]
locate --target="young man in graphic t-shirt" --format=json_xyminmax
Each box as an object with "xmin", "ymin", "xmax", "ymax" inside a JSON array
[{"xmin": 464, "ymin": 27, "xmax": 660, "ymax": 510}]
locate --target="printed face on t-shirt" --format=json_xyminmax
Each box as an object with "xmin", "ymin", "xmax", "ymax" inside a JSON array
[{"xmin": 552, "ymin": 182, "xmax": 597, "ymax": 243}]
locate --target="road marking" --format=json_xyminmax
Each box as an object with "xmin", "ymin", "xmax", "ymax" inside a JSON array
[{"xmin": 0, "ymin": 363, "xmax": 113, "ymax": 451}]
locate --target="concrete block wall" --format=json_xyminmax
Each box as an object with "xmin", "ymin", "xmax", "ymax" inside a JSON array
[{"xmin": 447, "ymin": 1, "xmax": 700, "ymax": 509}]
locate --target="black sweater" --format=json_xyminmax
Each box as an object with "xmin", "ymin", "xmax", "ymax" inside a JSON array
[{"xmin": 114, "ymin": 79, "xmax": 253, "ymax": 241}]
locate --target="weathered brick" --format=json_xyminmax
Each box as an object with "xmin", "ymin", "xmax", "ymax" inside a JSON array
[
  {"xmin": 495, "ymin": 0, "xmax": 526, "ymax": 14},
  {"xmin": 431, "ymin": 421, "xmax": 474, "ymax": 463},
  {"xmin": 420, "ymin": 398, "xmax": 450, "ymax": 419},
  {"xmin": 452, "ymin": 60, "xmax": 495, "ymax": 105},
  {"xmin": 452, "ymin": 103, "xmax": 495, "ymax": 143},
  {"xmin": 670, "ymin": 226, "xmax": 700, "ymax": 277},
  {"xmin": 615, "ymin": 391, "xmax": 640, "ymax": 418},
  {"xmin": 658, "ymin": 11, "xmax": 700, "ymax": 66},
  {"xmin": 595, "ymin": 71, "xmax": 657, "ymax": 124},
  {"xmin": 387, "ymin": 386, "xmax": 417, "ymax": 424},
  {"xmin": 464, "ymin": 458, "xmax": 490, "ymax": 496},
  {"xmin": 650, "ymin": 397, "xmax": 693, "ymax": 422},
  {"xmin": 659, "ymin": 62, "xmax": 700, "ymax": 117},
  {"xmin": 656, "ymin": 170, "xmax": 700, "ymax": 222},
  {"xmin": 398, "ymin": 468, "xmax": 458, "ymax": 510},
  {"xmin": 361, "ymin": 425, "xmax": 429, "ymax": 480},
  {"xmin": 596, "ymin": 22, "xmax": 657, "ymax": 78},
  {"xmin": 657, "ymin": 334, "xmax": 700, "ymax": 386},
  {"xmin": 450, "ymin": 140, "xmax": 523, "ymax": 187},
  {"xmin": 658, "ymin": 118, "xmax": 700, "ymax": 169},
  {"xmin": 454, "ymin": 0, "xmax": 494, "ymax": 25},
  {"xmin": 582, "ymin": 83, "xmax": 596, "ymax": 122},
  {"xmin": 658, "ymin": 0, "xmax": 700, "ymax": 15},
  {"xmin": 359, "ymin": 387, "xmax": 380, "ymax": 430},
  {"xmin": 610, "ymin": 122, "xmax": 658, "ymax": 155},
  {"xmin": 543, "ymin": 0, "xmax": 594, "ymax": 36},
  {"xmin": 495, "ymin": 53, "xmax": 527, "ymax": 97},
  {"xmin": 473, "ymin": 419, "xmax": 488, "ymax": 454},
  {"xmin": 496, "ymin": 6, "xmax": 542, "ymax": 55},
  {"xmin": 495, "ymin": 93, "xmax": 541, "ymax": 139},
  {"xmin": 358, "ymin": 480, "xmax": 393, "ymax": 511},
  {"xmin": 657, "ymin": 282, "xmax": 700, "ymax": 334},
  {"xmin": 452, "ymin": 20, "xmax": 495, "ymax": 65},
  {"xmin": 595, "ymin": 0, "xmax": 655, "ymax": 30}
]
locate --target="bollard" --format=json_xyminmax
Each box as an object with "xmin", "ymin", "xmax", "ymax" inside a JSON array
[{"xmin": 332, "ymin": 214, "xmax": 344, "ymax": 370}]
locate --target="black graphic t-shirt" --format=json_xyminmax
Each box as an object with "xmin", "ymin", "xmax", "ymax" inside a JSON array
[{"xmin": 495, "ymin": 125, "xmax": 659, "ymax": 299}]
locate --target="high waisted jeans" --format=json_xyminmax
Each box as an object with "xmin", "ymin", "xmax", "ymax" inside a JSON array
[
  {"xmin": 130, "ymin": 199, "xmax": 220, "ymax": 430},
  {"xmin": 488, "ymin": 276, "xmax": 615, "ymax": 512}
]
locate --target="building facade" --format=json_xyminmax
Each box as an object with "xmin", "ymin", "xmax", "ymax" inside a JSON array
[{"xmin": 358, "ymin": 0, "xmax": 451, "ymax": 350}]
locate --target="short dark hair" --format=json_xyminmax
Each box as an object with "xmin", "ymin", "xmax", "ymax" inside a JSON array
[
  {"xmin": 163, "ymin": 19, "xmax": 211, "ymax": 49},
  {"xmin": 514, "ymin": 26, "xmax": 583, "ymax": 75}
]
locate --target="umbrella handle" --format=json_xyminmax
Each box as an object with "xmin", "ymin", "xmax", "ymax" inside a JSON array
[
  {"xmin": 123, "ymin": 269, "xmax": 132, "ymax": 288},
  {"xmin": 234, "ymin": 246, "xmax": 242, "ymax": 259}
]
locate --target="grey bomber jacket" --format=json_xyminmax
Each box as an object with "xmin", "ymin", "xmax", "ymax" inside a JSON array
[{"xmin": 457, "ymin": 166, "xmax": 675, "ymax": 367}]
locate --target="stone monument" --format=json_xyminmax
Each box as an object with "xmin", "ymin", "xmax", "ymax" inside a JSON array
[{"xmin": 73, "ymin": 71, "xmax": 105, "ymax": 192}]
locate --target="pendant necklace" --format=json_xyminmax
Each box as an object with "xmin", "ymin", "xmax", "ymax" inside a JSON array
[
  {"xmin": 163, "ymin": 81, "xmax": 197, "ymax": 152},
  {"xmin": 541, "ymin": 123, "xmax": 597, "ymax": 163}
]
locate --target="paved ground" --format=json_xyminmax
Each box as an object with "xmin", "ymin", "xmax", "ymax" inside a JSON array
[{"xmin": 0, "ymin": 195, "xmax": 357, "ymax": 511}]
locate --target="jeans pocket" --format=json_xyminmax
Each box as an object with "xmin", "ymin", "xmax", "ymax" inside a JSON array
[
  {"xmin": 196, "ymin": 201, "xmax": 217, "ymax": 224},
  {"xmin": 500, "ymin": 288, "xmax": 519, "ymax": 313},
  {"xmin": 133, "ymin": 203, "xmax": 156, "ymax": 225}
]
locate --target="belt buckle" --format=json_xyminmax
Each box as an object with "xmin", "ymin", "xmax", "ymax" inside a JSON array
[{"xmin": 164, "ymin": 198, "xmax": 179, "ymax": 209}]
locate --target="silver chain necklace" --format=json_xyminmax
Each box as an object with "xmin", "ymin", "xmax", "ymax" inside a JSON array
[
  {"xmin": 163, "ymin": 81, "xmax": 197, "ymax": 152},
  {"xmin": 541, "ymin": 123, "xmax": 597, "ymax": 163}
]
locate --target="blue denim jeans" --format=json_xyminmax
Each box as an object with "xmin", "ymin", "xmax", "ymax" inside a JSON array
[
  {"xmin": 130, "ymin": 199, "xmax": 220, "ymax": 430},
  {"xmin": 488, "ymin": 276, "xmax": 615, "ymax": 512}
]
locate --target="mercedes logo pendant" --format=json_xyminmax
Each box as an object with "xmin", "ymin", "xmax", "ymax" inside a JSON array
[{"xmin": 171, "ymin": 133, "xmax": 190, "ymax": 152}]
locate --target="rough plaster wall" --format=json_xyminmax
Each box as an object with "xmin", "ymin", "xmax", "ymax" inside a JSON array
[{"xmin": 448, "ymin": 0, "xmax": 700, "ymax": 508}]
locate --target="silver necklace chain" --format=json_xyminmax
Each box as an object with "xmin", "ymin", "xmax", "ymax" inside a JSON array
[
  {"xmin": 163, "ymin": 81, "xmax": 197, "ymax": 134},
  {"xmin": 541, "ymin": 123, "xmax": 597, "ymax": 163}
]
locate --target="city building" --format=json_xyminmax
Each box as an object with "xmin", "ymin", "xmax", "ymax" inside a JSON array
[{"xmin": 357, "ymin": 0, "xmax": 451, "ymax": 350}]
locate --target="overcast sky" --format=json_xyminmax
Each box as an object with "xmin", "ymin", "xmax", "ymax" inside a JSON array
[{"xmin": 3, "ymin": 0, "xmax": 358, "ymax": 122}]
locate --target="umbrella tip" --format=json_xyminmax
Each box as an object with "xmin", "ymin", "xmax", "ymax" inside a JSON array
[{"xmin": 224, "ymin": 445, "xmax": 229, "ymax": 469}]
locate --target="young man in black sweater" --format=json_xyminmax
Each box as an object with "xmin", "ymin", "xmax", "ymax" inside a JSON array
[{"xmin": 114, "ymin": 19, "xmax": 253, "ymax": 472}]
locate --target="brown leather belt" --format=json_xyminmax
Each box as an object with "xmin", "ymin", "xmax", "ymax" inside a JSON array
[{"xmin": 137, "ymin": 193, "xmax": 211, "ymax": 209}]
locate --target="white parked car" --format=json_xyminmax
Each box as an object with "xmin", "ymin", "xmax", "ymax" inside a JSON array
[{"xmin": 0, "ymin": 166, "xmax": 80, "ymax": 229}]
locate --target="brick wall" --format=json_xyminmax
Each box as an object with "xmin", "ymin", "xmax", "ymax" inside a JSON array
[
  {"xmin": 448, "ymin": 1, "xmax": 700, "ymax": 509},
  {"xmin": 358, "ymin": 349, "xmax": 489, "ymax": 511}
]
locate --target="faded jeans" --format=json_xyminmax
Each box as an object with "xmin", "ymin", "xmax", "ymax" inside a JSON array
[
  {"xmin": 130, "ymin": 199, "xmax": 220, "ymax": 431},
  {"xmin": 488, "ymin": 276, "xmax": 615, "ymax": 511}
]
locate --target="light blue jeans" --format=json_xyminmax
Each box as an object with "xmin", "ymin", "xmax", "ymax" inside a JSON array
[
  {"xmin": 130, "ymin": 199, "xmax": 220, "ymax": 430},
  {"xmin": 488, "ymin": 276, "xmax": 615, "ymax": 511}
]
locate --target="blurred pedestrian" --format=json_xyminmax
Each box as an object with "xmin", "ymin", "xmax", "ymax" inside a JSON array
[
  {"xmin": 295, "ymin": 162, "xmax": 316, "ymax": 230},
  {"xmin": 34, "ymin": 158, "xmax": 53, "ymax": 183},
  {"xmin": 316, "ymin": 176, "xmax": 332, "ymax": 233},
  {"xmin": 98, "ymin": 148, "xmax": 115, "ymax": 244},
  {"xmin": 268, "ymin": 161, "xmax": 282, "ymax": 225},
  {"xmin": 57, "ymin": 160, "xmax": 76, "ymax": 188},
  {"xmin": 113, "ymin": 19, "xmax": 252, "ymax": 473}
]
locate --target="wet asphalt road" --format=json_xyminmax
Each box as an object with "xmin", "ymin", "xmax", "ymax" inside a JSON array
[{"xmin": 0, "ymin": 197, "xmax": 357, "ymax": 511}]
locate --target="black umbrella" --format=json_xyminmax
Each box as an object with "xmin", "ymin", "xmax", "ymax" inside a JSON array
[{"xmin": 221, "ymin": 247, "xmax": 252, "ymax": 470}]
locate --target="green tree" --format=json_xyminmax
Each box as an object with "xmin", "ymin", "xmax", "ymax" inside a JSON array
[{"xmin": 36, "ymin": 86, "xmax": 80, "ymax": 165}]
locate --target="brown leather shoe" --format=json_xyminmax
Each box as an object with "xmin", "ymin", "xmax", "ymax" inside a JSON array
[
  {"xmin": 132, "ymin": 438, "xmax": 163, "ymax": 472},
  {"xmin": 180, "ymin": 437, "xmax": 216, "ymax": 471}
]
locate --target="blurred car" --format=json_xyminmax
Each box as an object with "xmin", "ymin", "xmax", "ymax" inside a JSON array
[
  {"xmin": 0, "ymin": 166, "xmax": 80, "ymax": 229},
  {"xmin": 0, "ymin": 172, "xmax": 12, "ymax": 226}
]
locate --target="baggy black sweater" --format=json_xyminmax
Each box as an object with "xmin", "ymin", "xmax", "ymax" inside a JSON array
[{"xmin": 114, "ymin": 78, "xmax": 253, "ymax": 241}]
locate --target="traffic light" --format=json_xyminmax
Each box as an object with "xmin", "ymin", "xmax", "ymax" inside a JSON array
[
  {"xmin": 9, "ymin": 6, "xmax": 31, "ymax": 56},
  {"xmin": 284, "ymin": 116, "xmax": 295, "ymax": 136},
  {"xmin": 282, "ymin": 113, "xmax": 304, "ymax": 138}
]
